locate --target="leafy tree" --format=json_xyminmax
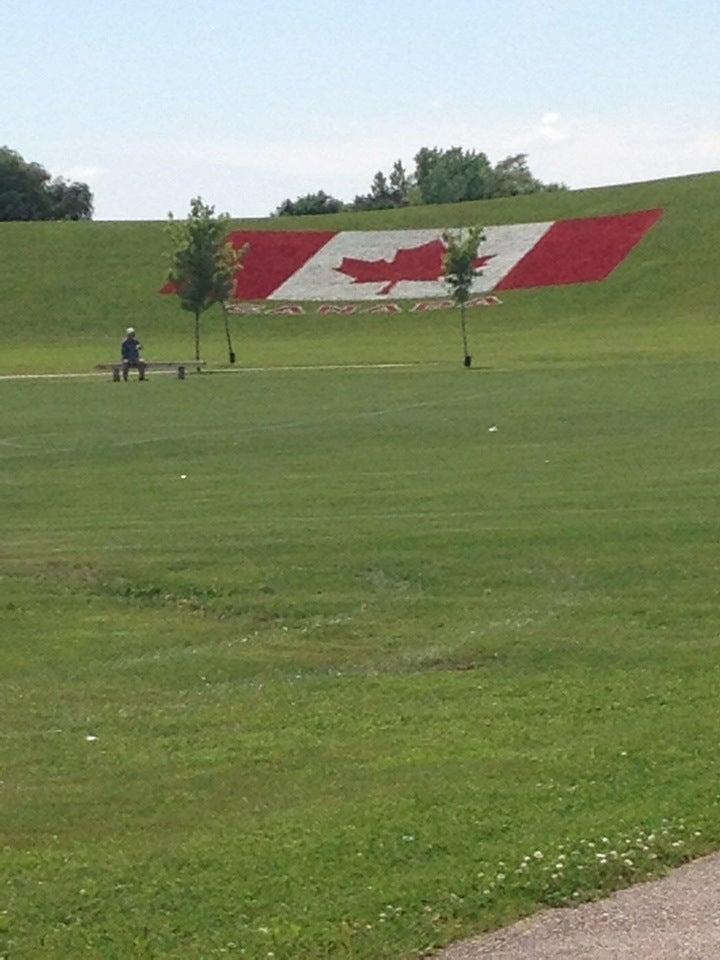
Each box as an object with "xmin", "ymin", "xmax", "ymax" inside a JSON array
[
  {"xmin": 413, "ymin": 147, "xmax": 563, "ymax": 205},
  {"xmin": 352, "ymin": 160, "xmax": 410, "ymax": 211},
  {"xmin": 45, "ymin": 178, "xmax": 94, "ymax": 220},
  {"xmin": 0, "ymin": 146, "xmax": 93, "ymax": 221},
  {"xmin": 492, "ymin": 153, "xmax": 566, "ymax": 197},
  {"xmin": 388, "ymin": 159, "xmax": 410, "ymax": 206},
  {"xmin": 442, "ymin": 226, "xmax": 486, "ymax": 367},
  {"xmin": 275, "ymin": 191, "xmax": 344, "ymax": 216},
  {"xmin": 165, "ymin": 198, "xmax": 247, "ymax": 366},
  {"xmin": 414, "ymin": 146, "xmax": 495, "ymax": 205},
  {"xmin": 353, "ymin": 170, "xmax": 394, "ymax": 211},
  {"xmin": 370, "ymin": 170, "xmax": 390, "ymax": 201}
]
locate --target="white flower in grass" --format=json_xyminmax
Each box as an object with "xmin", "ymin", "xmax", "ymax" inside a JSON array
[{"xmin": 533, "ymin": 851, "xmax": 544, "ymax": 860}]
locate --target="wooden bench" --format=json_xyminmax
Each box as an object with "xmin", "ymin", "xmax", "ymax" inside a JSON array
[{"xmin": 96, "ymin": 361, "xmax": 206, "ymax": 381}]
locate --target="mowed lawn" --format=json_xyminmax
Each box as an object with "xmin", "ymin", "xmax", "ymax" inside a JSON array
[{"xmin": 3, "ymin": 362, "xmax": 720, "ymax": 959}]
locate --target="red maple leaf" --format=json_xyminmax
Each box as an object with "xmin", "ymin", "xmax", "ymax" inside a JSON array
[{"xmin": 335, "ymin": 239, "xmax": 493, "ymax": 295}]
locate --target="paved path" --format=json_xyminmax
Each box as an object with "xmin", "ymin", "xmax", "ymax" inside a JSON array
[
  {"xmin": 438, "ymin": 853, "xmax": 720, "ymax": 960},
  {"xmin": 0, "ymin": 362, "xmax": 437, "ymax": 383}
]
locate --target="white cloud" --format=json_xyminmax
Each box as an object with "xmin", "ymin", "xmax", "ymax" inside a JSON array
[{"xmin": 537, "ymin": 112, "xmax": 570, "ymax": 143}]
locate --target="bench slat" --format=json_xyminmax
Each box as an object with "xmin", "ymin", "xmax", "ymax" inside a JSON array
[{"xmin": 95, "ymin": 361, "xmax": 205, "ymax": 370}]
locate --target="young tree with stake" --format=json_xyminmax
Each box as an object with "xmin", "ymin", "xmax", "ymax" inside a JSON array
[
  {"xmin": 442, "ymin": 226, "xmax": 486, "ymax": 367},
  {"xmin": 165, "ymin": 198, "xmax": 247, "ymax": 366}
]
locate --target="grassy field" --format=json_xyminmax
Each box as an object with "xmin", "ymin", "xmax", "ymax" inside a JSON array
[
  {"xmin": 4, "ymin": 356, "xmax": 720, "ymax": 958},
  {"xmin": 3, "ymin": 172, "xmax": 720, "ymax": 958},
  {"xmin": 0, "ymin": 171, "xmax": 719, "ymax": 374}
]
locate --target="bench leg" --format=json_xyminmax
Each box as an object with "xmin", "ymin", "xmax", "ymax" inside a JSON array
[
  {"xmin": 177, "ymin": 365, "xmax": 186, "ymax": 380},
  {"xmin": 112, "ymin": 367, "xmax": 121, "ymax": 382}
]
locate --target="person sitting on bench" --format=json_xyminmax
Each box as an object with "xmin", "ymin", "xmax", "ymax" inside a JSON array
[{"xmin": 121, "ymin": 327, "xmax": 147, "ymax": 381}]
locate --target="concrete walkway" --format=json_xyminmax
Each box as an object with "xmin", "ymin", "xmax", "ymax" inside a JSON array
[{"xmin": 438, "ymin": 853, "xmax": 720, "ymax": 960}]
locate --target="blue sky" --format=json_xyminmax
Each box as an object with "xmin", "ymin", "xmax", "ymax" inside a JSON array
[{"xmin": 3, "ymin": 0, "xmax": 719, "ymax": 219}]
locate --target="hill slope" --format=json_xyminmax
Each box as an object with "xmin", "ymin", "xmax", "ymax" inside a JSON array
[{"xmin": 0, "ymin": 171, "xmax": 718, "ymax": 374}]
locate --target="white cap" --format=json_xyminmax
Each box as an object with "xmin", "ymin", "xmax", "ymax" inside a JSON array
[{"xmin": 126, "ymin": 327, "xmax": 135, "ymax": 335}]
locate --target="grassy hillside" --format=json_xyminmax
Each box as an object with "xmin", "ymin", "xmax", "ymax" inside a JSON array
[{"xmin": 1, "ymin": 171, "xmax": 718, "ymax": 374}]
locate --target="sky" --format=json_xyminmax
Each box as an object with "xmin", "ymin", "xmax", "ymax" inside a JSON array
[{"xmin": 3, "ymin": 0, "xmax": 719, "ymax": 220}]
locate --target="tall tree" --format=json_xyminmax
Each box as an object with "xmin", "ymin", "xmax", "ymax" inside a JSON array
[
  {"xmin": 442, "ymin": 226, "xmax": 486, "ymax": 367},
  {"xmin": 414, "ymin": 146, "xmax": 495, "ymax": 205},
  {"xmin": 353, "ymin": 160, "xmax": 410, "ymax": 211},
  {"xmin": 388, "ymin": 159, "xmax": 410, "ymax": 207},
  {"xmin": 165, "ymin": 198, "xmax": 247, "ymax": 366},
  {"xmin": 370, "ymin": 170, "xmax": 391, "ymax": 203},
  {"xmin": 0, "ymin": 146, "xmax": 93, "ymax": 221},
  {"xmin": 45, "ymin": 178, "xmax": 94, "ymax": 220}
]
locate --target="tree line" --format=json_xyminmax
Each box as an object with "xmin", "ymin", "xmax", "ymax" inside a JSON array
[
  {"xmin": 0, "ymin": 146, "xmax": 93, "ymax": 221},
  {"xmin": 275, "ymin": 147, "xmax": 565, "ymax": 216}
]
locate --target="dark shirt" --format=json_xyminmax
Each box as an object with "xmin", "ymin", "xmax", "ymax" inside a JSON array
[{"xmin": 121, "ymin": 336, "xmax": 142, "ymax": 362}]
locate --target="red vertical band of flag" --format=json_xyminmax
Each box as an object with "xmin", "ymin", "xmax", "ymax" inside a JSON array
[
  {"xmin": 229, "ymin": 230, "xmax": 336, "ymax": 299},
  {"xmin": 496, "ymin": 209, "xmax": 663, "ymax": 290}
]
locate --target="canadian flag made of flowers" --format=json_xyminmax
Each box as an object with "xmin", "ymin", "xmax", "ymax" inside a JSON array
[{"xmin": 225, "ymin": 209, "xmax": 662, "ymax": 301}]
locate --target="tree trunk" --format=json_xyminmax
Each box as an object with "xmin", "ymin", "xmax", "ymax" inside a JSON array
[
  {"xmin": 460, "ymin": 303, "xmax": 471, "ymax": 366},
  {"xmin": 194, "ymin": 310, "xmax": 202, "ymax": 372},
  {"xmin": 223, "ymin": 306, "xmax": 236, "ymax": 364}
]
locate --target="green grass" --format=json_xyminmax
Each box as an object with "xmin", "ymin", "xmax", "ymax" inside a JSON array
[
  {"xmin": 4, "ymin": 172, "xmax": 720, "ymax": 958},
  {"xmin": 4, "ymin": 360, "xmax": 720, "ymax": 958},
  {"xmin": 1, "ymin": 170, "xmax": 719, "ymax": 374}
]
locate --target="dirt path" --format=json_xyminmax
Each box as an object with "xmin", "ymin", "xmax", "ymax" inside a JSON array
[{"xmin": 437, "ymin": 852, "xmax": 720, "ymax": 959}]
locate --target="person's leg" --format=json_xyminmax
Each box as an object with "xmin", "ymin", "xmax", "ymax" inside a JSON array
[
  {"xmin": 138, "ymin": 360, "xmax": 147, "ymax": 381},
  {"xmin": 122, "ymin": 360, "xmax": 129, "ymax": 381}
]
